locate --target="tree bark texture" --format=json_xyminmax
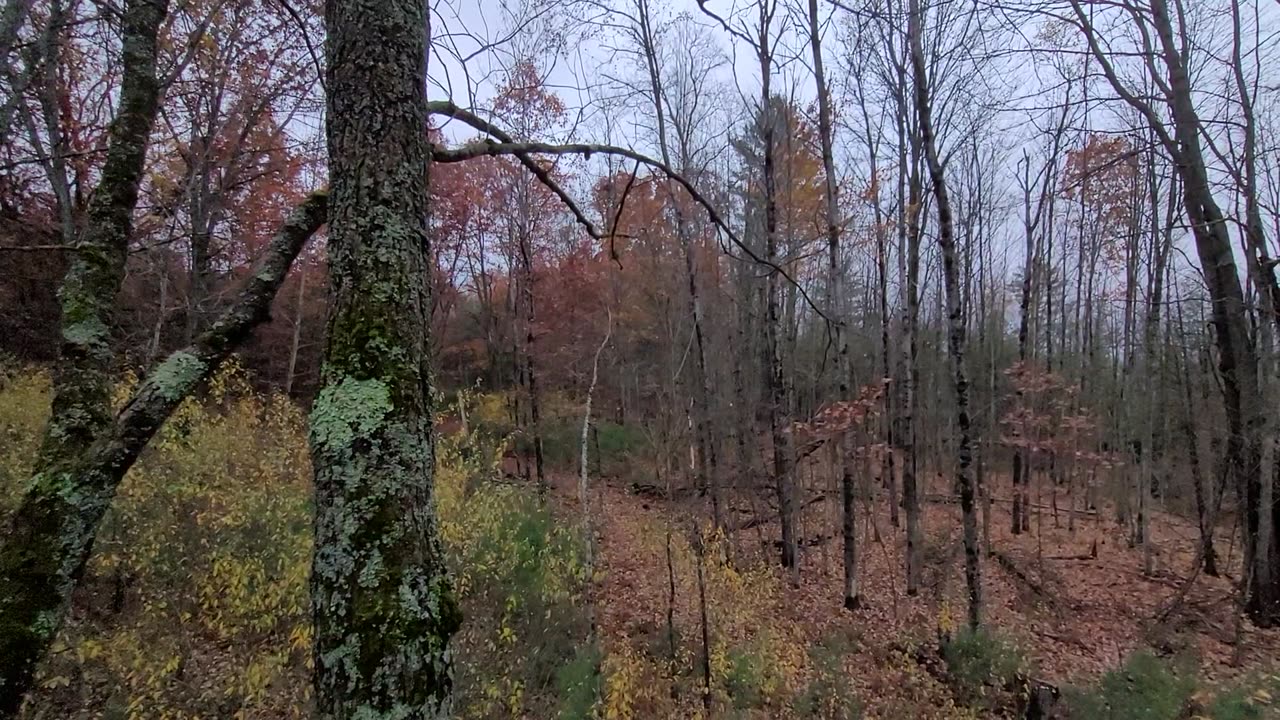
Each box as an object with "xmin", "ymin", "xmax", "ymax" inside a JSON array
[{"xmin": 308, "ymin": 0, "xmax": 462, "ymax": 716}]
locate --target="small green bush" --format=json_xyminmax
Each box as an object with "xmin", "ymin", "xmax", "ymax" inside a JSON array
[
  {"xmin": 505, "ymin": 407, "xmax": 644, "ymax": 474},
  {"xmin": 556, "ymin": 642, "xmax": 602, "ymax": 720},
  {"xmin": 592, "ymin": 421, "xmax": 646, "ymax": 469},
  {"xmin": 527, "ymin": 418, "xmax": 579, "ymax": 468},
  {"xmin": 1062, "ymin": 652, "xmax": 1196, "ymax": 720},
  {"xmin": 1207, "ymin": 675, "xmax": 1280, "ymax": 720},
  {"xmin": 724, "ymin": 643, "xmax": 768, "ymax": 710},
  {"xmin": 795, "ymin": 633, "xmax": 862, "ymax": 719},
  {"xmin": 1061, "ymin": 653, "xmax": 1280, "ymax": 720},
  {"xmin": 1209, "ymin": 688, "xmax": 1266, "ymax": 720},
  {"xmin": 942, "ymin": 628, "xmax": 1029, "ymax": 706}
]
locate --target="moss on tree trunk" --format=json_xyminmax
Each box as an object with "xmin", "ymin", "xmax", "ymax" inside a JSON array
[
  {"xmin": 0, "ymin": 192, "xmax": 324, "ymax": 718},
  {"xmin": 308, "ymin": 0, "xmax": 461, "ymax": 716},
  {"xmin": 0, "ymin": 0, "xmax": 169, "ymax": 712}
]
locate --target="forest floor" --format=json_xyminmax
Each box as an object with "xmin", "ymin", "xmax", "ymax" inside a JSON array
[{"xmin": 548, "ymin": 461, "xmax": 1280, "ymax": 718}]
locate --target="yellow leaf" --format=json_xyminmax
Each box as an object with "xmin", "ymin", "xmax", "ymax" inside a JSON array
[{"xmin": 41, "ymin": 675, "xmax": 71, "ymax": 689}]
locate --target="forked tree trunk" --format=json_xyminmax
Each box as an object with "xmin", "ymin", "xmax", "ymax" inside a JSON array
[
  {"xmin": 308, "ymin": 2, "xmax": 461, "ymax": 715},
  {"xmin": 0, "ymin": 190, "xmax": 326, "ymax": 716},
  {"xmin": 1072, "ymin": 0, "xmax": 1275, "ymax": 627},
  {"xmin": 0, "ymin": 0, "xmax": 172, "ymax": 709},
  {"xmin": 1147, "ymin": 0, "xmax": 1272, "ymax": 624}
]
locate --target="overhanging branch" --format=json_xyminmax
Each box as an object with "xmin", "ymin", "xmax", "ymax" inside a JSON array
[
  {"xmin": 425, "ymin": 120, "xmax": 832, "ymax": 324},
  {"xmin": 428, "ymin": 100, "xmax": 619, "ymax": 247}
]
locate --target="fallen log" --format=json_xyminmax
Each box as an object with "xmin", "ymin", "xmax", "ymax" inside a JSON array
[
  {"xmin": 628, "ymin": 482, "xmax": 668, "ymax": 499},
  {"xmin": 926, "ymin": 489, "xmax": 1095, "ymax": 512},
  {"xmin": 732, "ymin": 494, "xmax": 827, "ymax": 532},
  {"xmin": 992, "ymin": 551, "xmax": 1062, "ymax": 609},
  {"xmin": 925, "ymin": 493, "xmax": 1098, "ymax": 517}
]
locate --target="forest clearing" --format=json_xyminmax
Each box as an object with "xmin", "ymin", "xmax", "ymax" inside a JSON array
[{"xmin": 3, "ymin": 0, "xmax": 1280, "ymax": 716}]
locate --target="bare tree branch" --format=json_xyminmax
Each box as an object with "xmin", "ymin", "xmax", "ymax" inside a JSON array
[{"xmin": 427, "ymin": 126, "xmax": 833, "ymax": 323}]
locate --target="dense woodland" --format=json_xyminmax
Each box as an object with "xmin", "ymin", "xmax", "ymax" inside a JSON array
[{"xmin": 2, "ymin": 0, "xmax": 1280, "ymax": 717}]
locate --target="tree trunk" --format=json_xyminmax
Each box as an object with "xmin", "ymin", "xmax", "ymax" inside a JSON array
[
  {"xmin": 580, "ymin": 314, "xmax": 611, "ymax": 643},
  {"xmin": 750, "ymin": 10, "xmax": 796, "ymax": 574},
  {"xmin": 0, "ymin": 190, "xmax": 325, "ymax": 717},
  {"xmin": 902, "ymin": 149, "xmax": 923, "ymax": 595},
  {"xmin": 808, "ymin": 0, "xmax": 857, "ymax": 608},
  {"xmin": 285, "ymin": 263, "xmax": 307, "ymax": 396},
  {"xmin": 1137, "ymin": 137, "xmax": 1173, "ymax": 575},
  {"xmin": 0, "ymin": 0, "xmax": 171, "ymax": 710},
  {"xmin": 891, "ymin": 41, "xmax": 922, "ymax": 588},
  {"xmin": 636, "ymin": 0, "xmax": 721, "ymax": 529},
  {"xmin": 308, "ymin": 2, "xmax": 461, "ymax": 716},
  {"xmin": 910, "ymin": 0, "xmax": 982, "ymax": 629},
  {"xmin": 1178, "ymin": 293, "xmax": 1219, "ymax": 576},
  {"xmin": 852, "ymin": 62, "xmax": 897, "ymax": 531},
  {"xmin": 1013, "ymin": 157, "xmax": 1037, "ymax": 536},
  {"xmin": 518, "ymin": 231, "xmax": 547, "ymax": 496}
]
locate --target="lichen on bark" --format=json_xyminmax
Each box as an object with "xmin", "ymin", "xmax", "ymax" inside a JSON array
[
  {"xmin": 148, "ymin": 351, "xmax": 205, "ymax": 401},
  {"xmin": 309, "ymin": 0, "xmax": 460, "ymax": 715},
  {"xmin": 0, "ymin": 0, "xmax": 171, "ymax": 713}
]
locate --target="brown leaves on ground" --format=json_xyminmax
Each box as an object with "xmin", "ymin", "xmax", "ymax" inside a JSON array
[{"xmin": 563, "ymin": 465, "xmax": 1280, "ymax": 719}]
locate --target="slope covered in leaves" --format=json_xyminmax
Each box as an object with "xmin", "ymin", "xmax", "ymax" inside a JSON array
[{"xmin": 2, "ymin": 368, "xmax": 1277, "ymax": 719}]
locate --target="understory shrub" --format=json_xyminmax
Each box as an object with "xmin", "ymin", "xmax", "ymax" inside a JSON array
[
  {"xmin": 430, "ymin": 394, "xmax": 595, "ymax": 719},
  {"xmin": 556, "ymin": 643, "xmax": 603, "ymax": 720},
  {"xmin": 723, "ymin": 641, "xmax": 769, "ymax": 711},
  {"xmin": 11, "ymin": 361, "xmax": 313, "ymax": 719},
  {"xmin": 0, "ymin": 363, "xmax": 49, "ymax": 513},
  {"xmin": 1063, "ymin": 652, "xmax": 1196, "ymax": 720},
  {"xmin": 1062, "ymin": 652, "xmax": 1280, "ymax": 720},
  {"xmin": 941, "ymin": 627, "xmax": 1029, "ymax": 708},
  {"xmin": 470, "ymin": 389, "xmax": 642, "ymax": 475},
  {"xmin": 794, "ymin": 633, "xmax": 862, "ymax": 719}
]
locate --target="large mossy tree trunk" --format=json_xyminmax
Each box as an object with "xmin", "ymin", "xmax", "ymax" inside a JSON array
[
  {"xmin": 0, "ymin": 0, "xmax": 170, "ymax": 711},
  {"xmin": 308, "ymin": 0, "xmax": 461, "ymax": 716}
]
